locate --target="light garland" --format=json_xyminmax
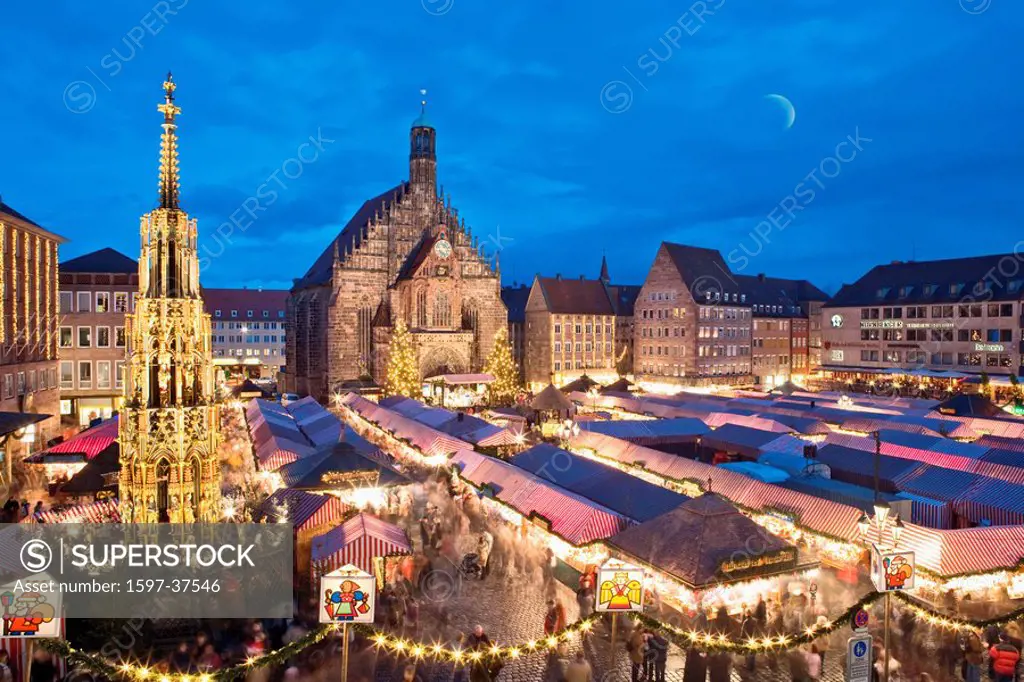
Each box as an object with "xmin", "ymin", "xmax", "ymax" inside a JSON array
[{"xmin": 37, "ymin": 590, "xmax": 1024, "ymax": 679}]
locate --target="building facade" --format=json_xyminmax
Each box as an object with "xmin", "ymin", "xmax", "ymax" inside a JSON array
[
  {"xmin": 735, "ymin": 273, "xmax": 829, "ymax": 389},
  {"xmin": 523, "ymin": 274, "xmax": 622, "ymax": 390},
  {"xmin": 57, "ymin": 248, "xmax": 138, "ymax": 426},
  {"xmin": 0, "ymin": 201, "xmax": 64, "ymax": 455},
  {"xmin": 283, "ymin": 106, "xmax": 506, "ymax": 399},
  {"xmin": 822, "ymin": 255, "xmax": 1024, "ymax": 381},
  {"xmin": 203, "ymin": 288, "xmax": 288, "ymax": 381},
  {"xmin": 633, "ymin": 243, "xmax": 753, "ymax": 388},
  {"xmin": 118, "ymin": 75, "xmax": 220, "ymax": 523}
]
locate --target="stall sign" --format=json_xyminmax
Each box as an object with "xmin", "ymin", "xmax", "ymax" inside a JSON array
[
  {"xmin": 871, "ymin": 548, "xmax": 915, "ymax": 592},
  {"xmin": 596, "ymin": 559, "xmax": 645, "ymax": 613},
  {"xmin": 320, "ymin": 564, "xmax": 376, "ymax": 624}
]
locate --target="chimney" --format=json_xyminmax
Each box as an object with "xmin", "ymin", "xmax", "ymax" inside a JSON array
[
  {"xmin": 555, "ymin": 274, "xmax": 562, "ymax": 281},
  {"xmin": 757, "ymin": 273, "xmax": 766, "ymax": 282},
  {"xmin": 579, "ymin": 275, "xmax": 585, "ymax": 281}
]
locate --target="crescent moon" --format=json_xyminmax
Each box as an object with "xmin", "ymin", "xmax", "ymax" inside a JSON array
[{"xmin": 765, "ymin": 93, "xmax": 796, "ymax": 129}]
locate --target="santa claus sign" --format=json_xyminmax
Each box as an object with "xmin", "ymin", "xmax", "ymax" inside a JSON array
[
  {"xmin": 871, "ymin": 549, "xmax": 915, "ymax": 592},
  {"xmin": 319, "ymin": 564, "xmax": 376, "ymax": 624}
]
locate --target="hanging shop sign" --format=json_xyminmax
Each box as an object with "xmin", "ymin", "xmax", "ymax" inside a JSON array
[
  {"xmin": 974, "ymin": 343, "xmax": 1004, "ymax": 352},
  {"xmin": 596, "ymin": 558, "xmax": 645, "ymax": 613},
  {"xmin": 860, "ymin": 320, "xmax": 903, "ymax": 329},
  {"xmin": 319, "ymin": 564, "xmax": 376, "ymax": 624},
  {"xmin": 717, "ymin": 548, "xmax": 798, "ymax": 580},
  {"xmin": 871, "ymin": 548, "xmax": 916, "ymax": 592}
]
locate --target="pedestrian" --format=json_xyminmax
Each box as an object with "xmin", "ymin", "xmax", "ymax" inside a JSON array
[
  {"xmin": 477, "ymin": 532, "xmax": 493, "ymax": 580},
  {"xmin": 577, "ymin": 577, "xmax": 595, "ymax": 620},
  {"xmin": 990, "ymin": 633, "xmax": 1021, "ymax": 682},
  {"xmin": 683, "ymin": 648, "xmax": 706, "ymax": 682},
  {"xmin": 740, "ymin": 609, "xmax": 758, "ymax": 671},
  {"xmin": 805, "ymin": 645, "xmax": 822, "ymax": 681},
  {"xmin": 0, "ymin": 649, "xmax": 14, "ymax": 682},
  {"xmin": 28, "ymin": 649, "xmax": 56, "ymax": 682},
  {"xmin": 627, "ymin": 623, "xmax": 646, "ymax": 682},
  {"xmin": 20, "ymin": 500, "xmax": 29, "ymax": 519},
  {"xmin": 403, "ymin": 597, "xmax": 419, "ymax": 638},
  {"xmin": 787, "ymin": 646, "xmax": 809, "ymax": 682},
  {"xmin": 565, "ymin": 652, "xmax": 592, "ymax": 682},
  {"xmin": 196, "ymin": 643, "xmax": 222, "ymax": 672},
  {"xmin": 170, "ymin": 642, "xmax": 193, "ymax": 673},
  {"xmin": 707, "ymin": 652, "xmax": 731, "ymax": 682},
  {"xmin": 963, "ymin": 630, "xmax": 984, "ymax": 682},
  {"xmin": 544, "ymin": 598, "xmax": 567, "ymax": 636},
  {"xmin": 32, "ymin": 501, "xmax": 44, "ymax": 518},
  {"xmin": 755, "ymin": 594, "xmax": 767, "ymax": 627},
  {"xmin": 647, "ymin": 631, "xmax": 668, "ymax": 682},
  {"xmin": 814, "ymin": 615, "xmax": 831, "ymax": 671},
  {"xmin": 400, "ymin": 664, "xmax": 424, "ymax": 682}
]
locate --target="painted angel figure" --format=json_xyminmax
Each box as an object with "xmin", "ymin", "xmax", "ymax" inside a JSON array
[
  {"xmin": 145, "ymin": 495, "xmax": 158, "ymax": 524},
  {"xmin": 599, "ymin": 571, "xmax": 643, "ymax": 610},
  {"xmin": 183, "ymin": 493, "xmax": 196, "ymax": 524}
]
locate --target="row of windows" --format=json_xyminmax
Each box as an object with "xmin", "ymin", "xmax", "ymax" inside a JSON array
[
  {"xmin": 1, "ymin": 368, "xmax": 58, "ymax": 400},
  {"xmin": 553, "ymin": 359, "xmax": 613, "ymax": 371},
  {"xmin": 754, "ymin": 320, "xmax": 790, "ymax": 331},
  {"xmin": 59, "ymin": 325, "xmax": 125, "ymax": 349},
  {"xmin": 213, "ymin": 309, "xmax": 285, "ymax": 319},
  {"xmin": 213, "ymin": 321, "xmax": 282, "ymax": 331},
  {"xmin": 752, "ymin": 356, "xmax": 790, "ymax": 367},
  {"xmin": 698, "ymin": 327, "xmax": 750, "ymax": 339},
  {"xmin": 697, "ymin": 345, "xmax": 750, "ymax": 357},
  {"xmin": 640, "ymin": 327, "xmax": 684, "ymax": 338},
  {"xmin": 552, "ymin": 341, "xmax": 613, "ymax": 354},
  {"xmin": 640, "ymin": 308, "xmax": 685, "ymax": 320},
  {"xmin": 213, "ymin": 335, "xmax": 282, "ymax": 344},
  {"xmin": 854, "ymin": 349, "xmax": 1015, "ymax": 367},
  {"xmin": 861, "ymin": 303, "xmax": 1015, "ymax": 320},
  {"xmin": 754, "ymin": 304, "xmax": 803, "ymax": 315},
  {"xmin": 699, "ymin": 307, "xmax": 749, "ymax": 321},
  {"xmin": 59, "ymin": 360, "xmax": 123, "ymax": 391},
  {"xmin": 860, "ymin": 328, "xmax": 1017, "ymax": 343},
  {"xmin": 552, "ymin": 323, "xmax": 613, "ymax": 336},
  {"xmin": 60, "ymin": 291, "xmax": 135, "ymax": 314},
  {"xmin": 641, "ymin": 345, "xmax": 683, "ymax": 357},
  {"xmin": 877, "ymin": 282, "xmax": 1024, "ymax": 300},
  {"xmin": 213, "ymin": 348, "xmax": 284, "ymax": 358}
]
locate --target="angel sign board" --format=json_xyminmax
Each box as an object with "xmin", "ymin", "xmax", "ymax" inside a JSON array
[
  {"xmin": 320, "ymin": 564, "xmax": 376, "ymax": 624},
  {"xmin": 1, "ymin": 572, "xmax": 62, "ymax": 637},
  {"xmin": 596, "ymin": 558, "xmax": 645, "ymax": 612},
  {"xmin": 871, "ymin": 547, "xmax": 915, "ymax": 592}
]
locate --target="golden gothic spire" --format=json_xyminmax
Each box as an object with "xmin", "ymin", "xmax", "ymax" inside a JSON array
[{"xmin": 157, "ymin": 72, "xmax": 181, "ymax": 209}]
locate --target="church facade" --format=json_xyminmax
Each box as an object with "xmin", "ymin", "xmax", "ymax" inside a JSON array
[{"xmin": 282, "ymin": 108, "xmax": 506, "ymax": 399}]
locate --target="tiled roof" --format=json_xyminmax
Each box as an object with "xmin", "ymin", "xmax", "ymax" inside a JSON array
[
  {"xmin": 536, "ymin": 276, "xmax": 614, "ymax": 315},
  {"xmin": 501, "ymin": 284, "xmax": 530, "ymax": 323},
  {"xmin": 661, "ymin": 242, "xmax": 742, "ymax": 296},
  {"xmin": 61, "ymin": 248, "xmax": 138, "ymax": 274},
  {"xmin": 825, "ymin": 253, "xmax": 1024, "ymax": 307},
  {"xmin": 202, "ymin": 288, "xmax": 289, "ymax": 316},
  {"xmin": 735, "ymin": 274, "xmax": 829, "ymax": 313},
  {"xmin": 293, "ymin": 183, "xmax": 407, "ymax": 289}
]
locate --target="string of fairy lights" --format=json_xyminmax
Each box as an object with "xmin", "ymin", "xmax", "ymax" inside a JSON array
[{"xmin": 36, "ymin": 590, "xmax": 1024, "ymax": 681}]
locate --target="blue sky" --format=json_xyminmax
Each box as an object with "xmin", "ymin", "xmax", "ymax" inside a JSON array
[{"xmin": 1, "ymin": 0, "xmax": 1020, "ymax": 293}]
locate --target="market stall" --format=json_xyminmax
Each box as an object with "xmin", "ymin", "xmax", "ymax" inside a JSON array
[
  {"xmin": 310, "ymin": 512, "xmax": 413, "ymax": 587},
  {"xmin": 275, "ymin": 440, "xmax": 410, "ymax": 511},
  {"xmin": 606, "ymin": 493, "xmax": 817, "ymax": 614},
  {"xmin": 24, "ymin": 417, "xmax": 119, "ymax": 491},
  {"xmin": 255, "ymin": 487, "xmax": 351, "ymax": 577}
]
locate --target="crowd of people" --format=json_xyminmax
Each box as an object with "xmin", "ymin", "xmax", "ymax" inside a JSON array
[{"xmin": 1, "ymin": 498, "xmax": 47, "ymax": 523}]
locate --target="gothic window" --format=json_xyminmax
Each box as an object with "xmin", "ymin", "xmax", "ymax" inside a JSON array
[
  {"xmin": 462, "ymin": 301, "xmax": 479, "ymax": 332},
  {"xmin": 416, "ymin": 290, "xmax": 428, "ymax": 328},
  {"xmin": 357, "ymin": 305, "xmax": 373, "ymax": 371},
  {"xmin": 433, "ymin": 292, "xmax": 451, "ymax": 328}
]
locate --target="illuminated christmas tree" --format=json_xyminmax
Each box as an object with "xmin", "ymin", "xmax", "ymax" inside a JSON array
[
  {"xmin": 484, "ymin": 326, "xmax": 521, "ymax": 406},
  {"xmin": 385, "ymin": 319, "xmax": 421, "ymax": 398}
]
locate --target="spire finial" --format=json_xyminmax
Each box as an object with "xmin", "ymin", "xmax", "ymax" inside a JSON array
[
  {"xmin": 157, "ymin": 72, "xmax": 182, "ymax": 209},
  {"xmin": 420, "ymin": 88, "xmax": 427, "ymax": 113}
]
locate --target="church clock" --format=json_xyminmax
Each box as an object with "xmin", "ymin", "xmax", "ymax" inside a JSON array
[{"xmin": 434, "ymin": 237, "xmax": 452, "ymax": 259}]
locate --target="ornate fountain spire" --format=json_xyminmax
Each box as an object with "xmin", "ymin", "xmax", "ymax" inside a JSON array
[{"xmin": 157, "ymin": 72, "xmax": 181, "ymax": 209}]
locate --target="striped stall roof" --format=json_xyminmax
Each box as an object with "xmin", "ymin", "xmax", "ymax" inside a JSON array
[
  {"xmin": 310, "ymin": 512, "xmax": 412, "ymax": 576},
  {"xmin": 450, "ymin": 449, "xmax": 631, "ymax": 544},
  {"xmin": 930, "ymin": 414, "xmax": 1024, "ymax": 439},
  {"xmin": 815, "ymin": 444, "xmax": 923, "ymax": 492},
  {"xmin": 577, "ymin": 417, "xmax": 709, "ymax": 444},
  {"xmin": 27, "ymin": 499, "xmax": 121, "ymax": 524},
  {"xmin": 953, "ymin": 478, "xmax": 1024, "ymax": 526},
  {"xmin": 976, "ymin": 434, "xmax": 1024, "ymax": 453},
  {"xmin": 29, "ymin": 418, "xmax": 119, "ymax": 462},
  {"xmin": 575, "ymin": 430, "xmax": 1024, "ymax": 576},
  {"xmin": 255, "ymin": 488, "xmax": 349, "ymax": 532},
  {"xmin": 342, "ymin": 393, "xmax": 471, "ymax": 457},
  {"xmin": 892, "ymin": 464, "xmax": 983, "ymax": 502},
  {"xmin": 895, "ymin": 492, "xmax": 952, "ymax": 529}
]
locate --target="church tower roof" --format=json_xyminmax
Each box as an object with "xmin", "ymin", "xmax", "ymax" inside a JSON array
[
  {"xmin": 411, "ymin": 89, "xmax": 434, "ymax": 129},
  {"xmin": 599, "ymin": 254, "xmax": 610, "ymax": 283}
]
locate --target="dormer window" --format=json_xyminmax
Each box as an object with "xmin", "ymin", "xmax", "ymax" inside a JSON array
[
  {"xmin": 923, "ymin": 284, "xmax": 937, "ymax": 296},
  {"xmin": 949, "ymin": 283, "xmax": 963, "ymax": 296},
  {"xmin": 877, "ymin": 287, "xmax": 891, "ymax": 299},
  {"xmin": 898, "ymin": 286, "xmax": 913, "ymax": 298},
  {"xmin": 1009, "ymin": 280, "xmax": 1024, "ymax": 294}
]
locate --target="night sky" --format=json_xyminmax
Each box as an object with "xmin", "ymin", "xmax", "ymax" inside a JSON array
[{"xmin": 2, "ymin": 1, "xmax": 1019, "ymax": 294}]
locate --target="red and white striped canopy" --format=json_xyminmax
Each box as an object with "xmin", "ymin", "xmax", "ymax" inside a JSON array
[
  {"xmin": 25, "ymin": 499, "xmax": 121, "ymax": 524},
  {"xmin": 310, "ymin": 513, "xmax": 411, "ymax": 577},
  {"xmin": 27, "ymin": 417, "xmax": 119, "ymax": 462},
  {"xmin": 256, "ymin": 488, "xmax": 349, "ymax": 532}
]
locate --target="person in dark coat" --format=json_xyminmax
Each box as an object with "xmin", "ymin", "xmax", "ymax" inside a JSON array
[
  {"xmin": 647, "ymin": 632, "xmax": 669, "ymax": 682},
  {"xmin": 707, "ymin": 652, "xmax": 731, "ymax": 682},
  {"xmin": 682, "ymin": 648, "xmax": 707, "ymax": 682}
]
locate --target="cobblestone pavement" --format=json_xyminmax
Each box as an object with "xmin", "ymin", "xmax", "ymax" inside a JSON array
[{"xmin": 370, "ymin": 552, "xmax": 856, "ymax": 682}]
